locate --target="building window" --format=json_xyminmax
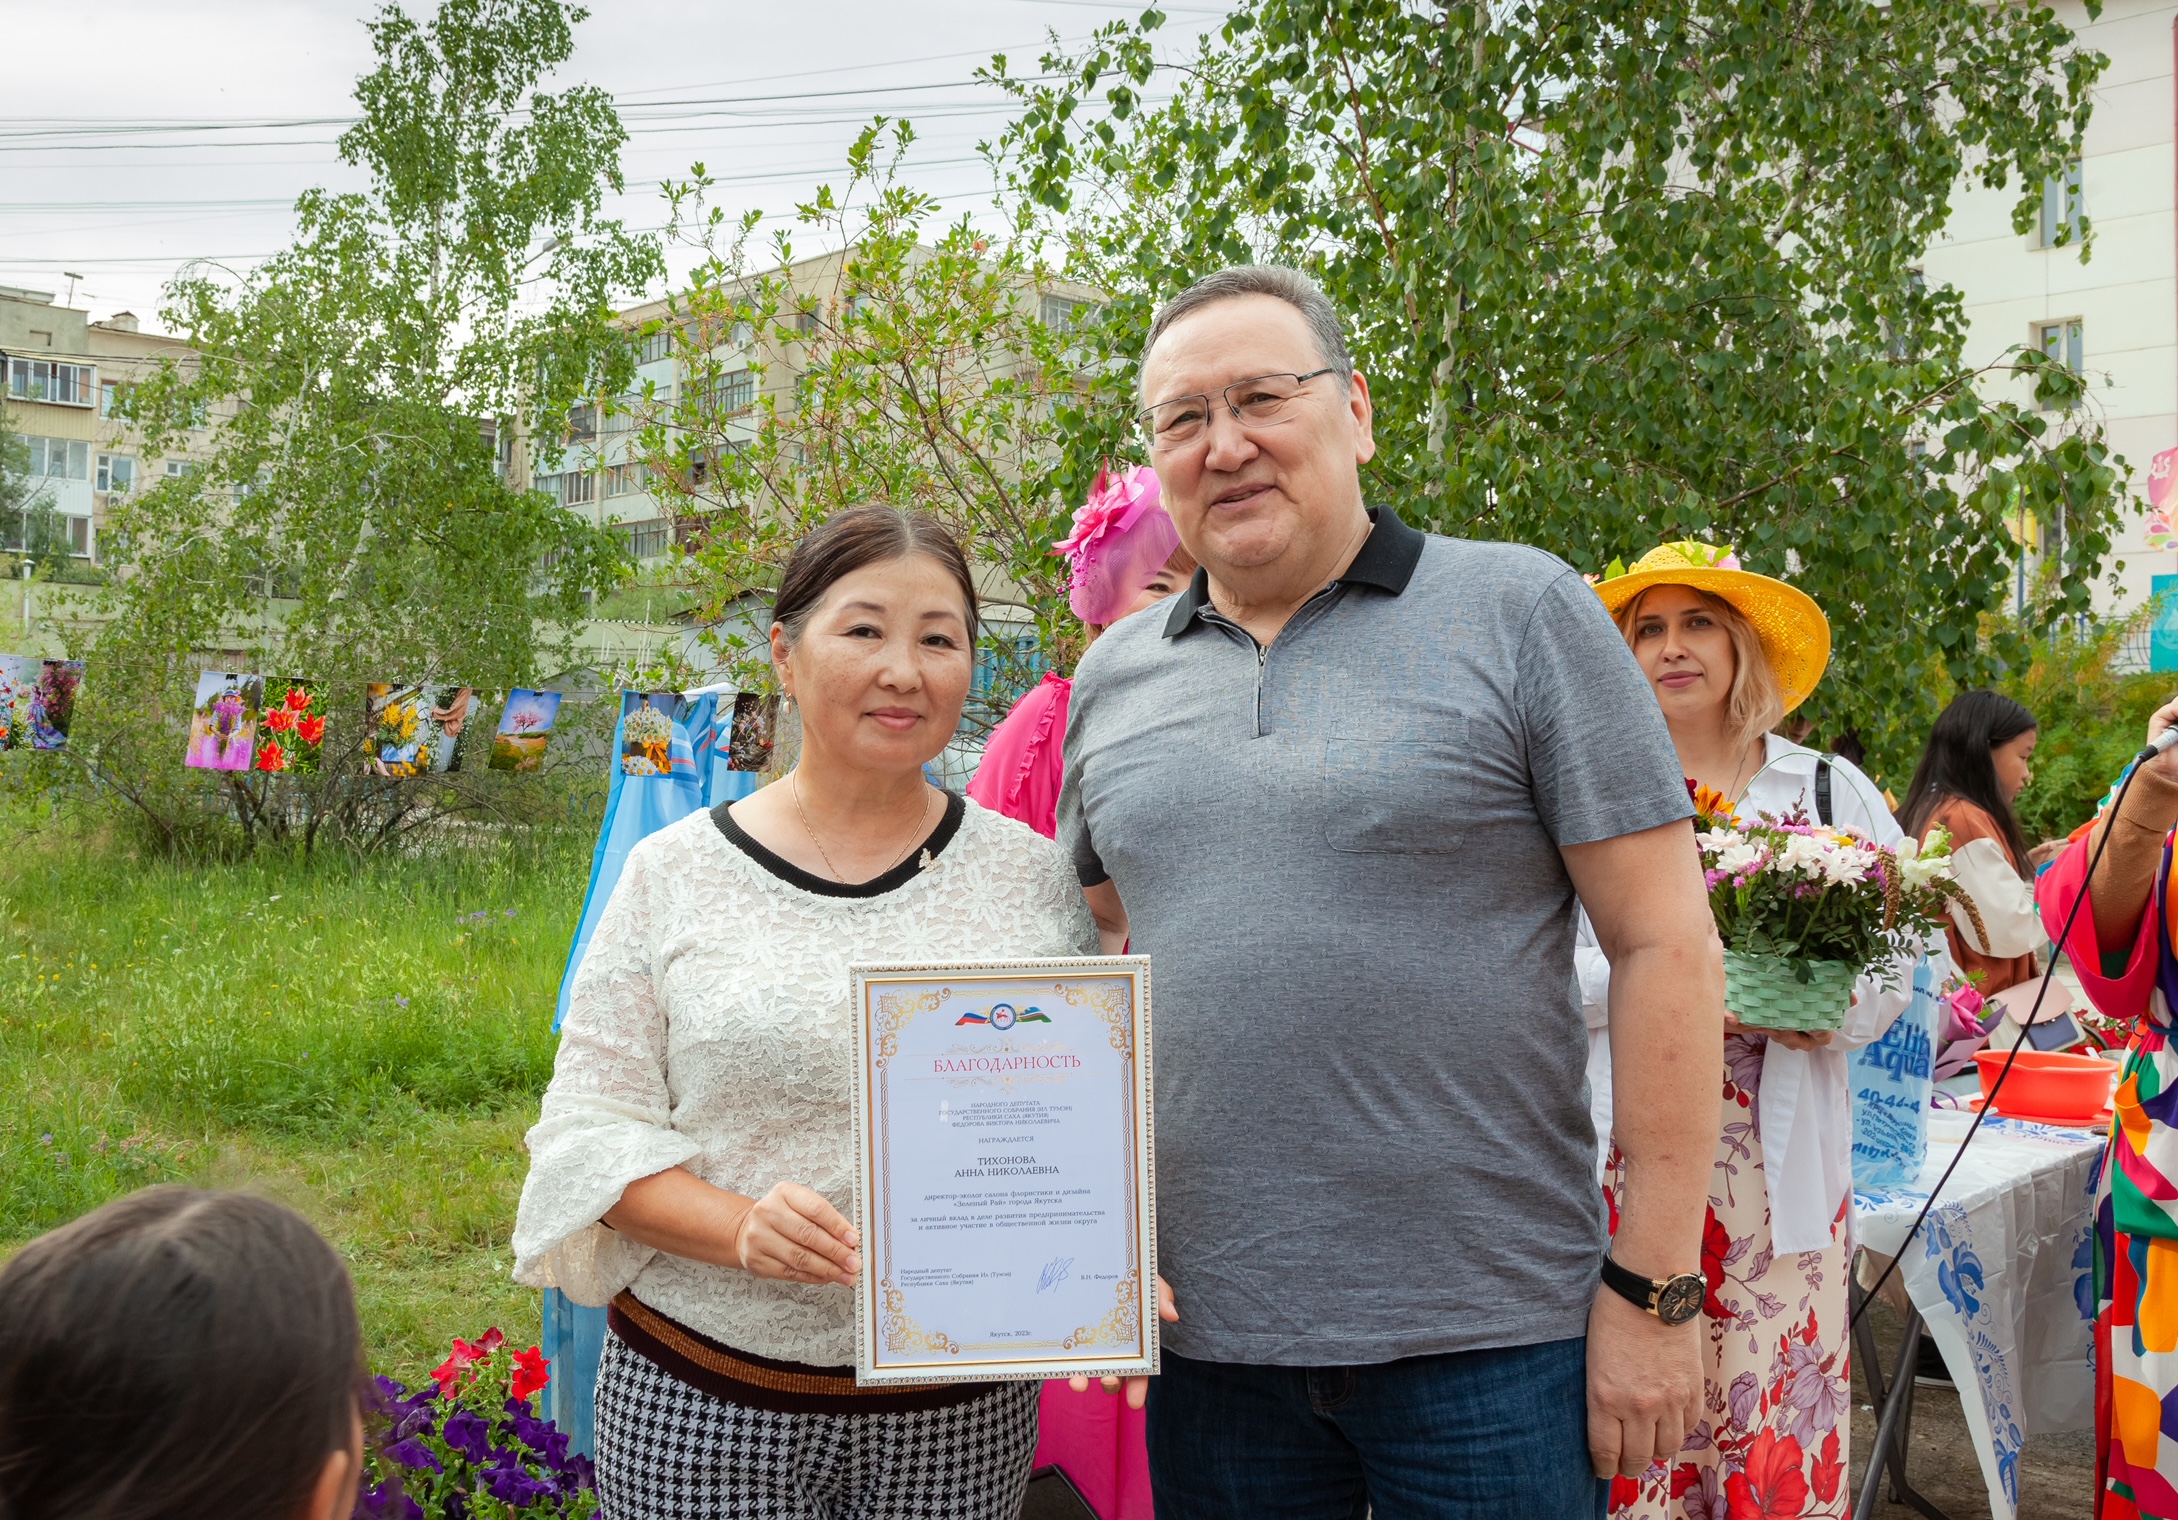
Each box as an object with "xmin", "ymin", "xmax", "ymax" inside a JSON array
[
  {"xmin": 615, "ymin": 518, "xmax": 670, "ymax": 560},
  {"xmin": 66, "ymin": 517, "xmax": 90, "ymax": 557},
  {"xmin": 166, "ymin": 459, "xmax": 194, "ymax": 478},
  {"xmin": 7, "ymin": 358, "xmax": 96, "ymax": 406},
  {"xmin": 1041, "ymin": 295, "xmax": 1094, "ymax": 332},
  {"xmin": 707, "ymin": 369, "xmax": 755, "ymax": 416},
  {"xmin": 2036, "ymin": 318, "xmax": 2084, "ymax": 409},
  {"xmin": 26, "ymin": 437, "xmax": 90, "ymax": 480},
  {"xmin": 567, "ymin": 403, "xmax": 597, "ymax": 442},
  {"xmin": 794, "ymin": 305, "xmax": 819, "ymax": 336},
  {"xmin": 96, "ymin": 453, "xmax": 133, "ymax": 493},
  {"xmin": 541, "ymin": 471, "xmax": 595, "ymax": 506},
  {"xmin": 637, "ymin": 327, "xmax": 672, "ymax": 365},
  {"xmin": 98, "ymin": 380, "xmax": 131, "ymax": 418},
  {"xmin": 606, "ymin": 461, "xmax": 649, "ymax": 497},
  {"xmin": 2039, "ymin": 163, "xmax": 2084, "ymax": 249}
]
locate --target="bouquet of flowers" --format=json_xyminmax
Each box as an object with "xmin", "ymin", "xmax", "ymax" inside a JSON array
[
  {"xmin": 354, "ymin": 1328, "xmax": 596, "ymax": 1520},
  {"xmin": 1692, "ymin": 784, "xmax": 1986, "ymax": 1032}
]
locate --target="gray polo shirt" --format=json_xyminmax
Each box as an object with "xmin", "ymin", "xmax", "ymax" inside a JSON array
[{"xmin": 1056, "ymin": 506, "xmax": 1692, "ymax": 1366}]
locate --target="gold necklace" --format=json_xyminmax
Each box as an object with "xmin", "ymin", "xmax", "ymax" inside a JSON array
[{"xmin": 789, "ymin": 772, "xmax": 935, "ymax": 884}]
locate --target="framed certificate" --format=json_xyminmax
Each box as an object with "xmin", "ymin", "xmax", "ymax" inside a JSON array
[{"xmin": 848, "ymin": 956, "xmax": 1157, "ymax": 1385}]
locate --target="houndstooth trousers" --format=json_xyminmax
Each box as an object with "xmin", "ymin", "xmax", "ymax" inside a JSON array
[{"xmin": 593, "ymin": 1331, "xmax": 1040, "ymax": 1520}]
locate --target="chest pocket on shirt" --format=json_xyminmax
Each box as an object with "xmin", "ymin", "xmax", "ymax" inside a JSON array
[{"xmin": 1323, "ymin": 727, "xmax": 1472, "ymax": 853}]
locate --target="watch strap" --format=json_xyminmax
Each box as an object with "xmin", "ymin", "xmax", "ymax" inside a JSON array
[{"xmin": 1599, "ymin": 1254, "xmax": 1660, "ymax": 1313}]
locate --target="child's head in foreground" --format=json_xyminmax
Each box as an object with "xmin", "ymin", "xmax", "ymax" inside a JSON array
[{"xmin": 0, "ymin": 1186, "xmax": 365, "ymax": 1520}]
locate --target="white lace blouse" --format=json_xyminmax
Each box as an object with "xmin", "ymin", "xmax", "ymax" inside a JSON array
[{"xmin": 510, "ymin": 797, "xmax": 1100, "ymax": 1365}]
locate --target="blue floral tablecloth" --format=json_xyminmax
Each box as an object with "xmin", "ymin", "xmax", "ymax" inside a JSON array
[{"xmin": 1853, "ymin": 1108, "xmax": 2102, "ymax": 1520}]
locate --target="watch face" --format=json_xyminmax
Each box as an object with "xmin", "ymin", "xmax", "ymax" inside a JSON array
[{"xmin": 1655, "ymin": 1274, "xmax": 1706, "ymax": 1327}]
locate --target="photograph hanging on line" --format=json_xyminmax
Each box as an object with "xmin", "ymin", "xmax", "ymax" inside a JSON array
[
  {"xmin": 32, "ymin": 660, "xmax": 83, "ymax": 750},
  {"xmin": 489, "ymin": 688, "xmax": 563, "ymax": 772},
  {"xmin": 619, "ymin": 690, "xmax": 685, "ymax": 777},
  {"xmin": 728, "ymin": 692, "xmax": 778, "ymax": 772},
  {"xmin": 0, "ymin": 657, "xmax": 33, "ymax": 750},
  {"xmin": 365, "ymin": 683, "xmax": 427, "ymax": 775},
  {"xmin": 186, "ymin": 670, "xmax": 263, "ymax": 770},
  {"xmin": 255, "ymin": 678, "xmax": 326, "ymax": 774},
  {"xmin": 366, "ymin": 683, "xmax": 484, "ymax": 775},
  {"xmin": 427, "ymin": 686, "xmax": 487, "ymax": 773}
]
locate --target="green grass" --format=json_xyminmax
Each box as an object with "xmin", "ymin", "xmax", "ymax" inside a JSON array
[{"xmin": 0, "ymin": 817, "xmax": 593, "ymax": 1385}]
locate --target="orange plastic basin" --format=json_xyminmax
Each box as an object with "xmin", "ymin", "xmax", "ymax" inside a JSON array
[{"xmin": 1974, "ymin": 1048, "xmax": 2116, "ymax": 1122}]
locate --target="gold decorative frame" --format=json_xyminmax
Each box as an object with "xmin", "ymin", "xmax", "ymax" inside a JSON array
[{"xmin": 849, "ymin": 956, "xmax": 1157, "ymax": 1385}]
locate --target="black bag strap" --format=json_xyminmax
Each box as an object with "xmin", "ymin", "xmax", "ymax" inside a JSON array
[{"xmin": 1814, "ymin": 754, "xmax": 1838, "ymax": 827}]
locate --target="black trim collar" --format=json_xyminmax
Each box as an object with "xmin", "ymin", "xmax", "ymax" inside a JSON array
[
  {"xmin": 712, "ymin": 790, "xmax": 965, "ymax": 898},
  {"xmin": 1162, "ymin": 505, "xmax": 1426, "ymax": 637}
]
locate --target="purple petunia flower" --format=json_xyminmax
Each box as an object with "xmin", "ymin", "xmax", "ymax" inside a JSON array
[
  {"xmin": 383, "ymin": 1438, "xmax": 442, "ymax": 1474},
  {"xmin": 371, "ymin": 1375, "xmax": 438, "ymax": 1443},
  {"xmin": 503, "ymin": 1399, "xmax": 572, "ymax": 1472},
  {"xmin": 441, "ymin": 1408, "xmax": 491, "ymax": 1464},
  {"xmin": 482, "ymin": 1458, "xmax": 553, "ymax": 1506}
]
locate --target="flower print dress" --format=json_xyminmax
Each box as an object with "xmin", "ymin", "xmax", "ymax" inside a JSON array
[{"xmin": 1585, "ymin": 736, "xmax": 1912, "ymax": 1520}]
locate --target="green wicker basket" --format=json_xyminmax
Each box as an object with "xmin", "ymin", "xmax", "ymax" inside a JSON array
[{"xmin": 1722, "ymin": 950, "xmax": 1856, "ymax": 1033}]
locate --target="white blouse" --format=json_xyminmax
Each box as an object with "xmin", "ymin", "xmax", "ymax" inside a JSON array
[
  {"xmin": 510, "ymin": 799, "xmax": 1100, "ymax": 1365},
  {"xmin": 1578, "ymin": 734, "xmax": 1917, "ymax": 1253}
]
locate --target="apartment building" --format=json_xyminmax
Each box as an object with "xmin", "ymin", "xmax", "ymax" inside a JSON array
[
  {"xmin": 0, "ymin": 286, "xmax": 202, "ymax": 568},
  {"xmin": 530, "ymin": 246, "xmax": 1103, "ymax": 568},
  {"xmin": 1919, "ymin": 0, "xmax": 2178, "ymax": 652}
]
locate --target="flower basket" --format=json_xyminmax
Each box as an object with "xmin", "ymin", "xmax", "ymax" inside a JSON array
[{"xmin": 1723, "ymin": 949, "xmax": 1857, "ymax": 1033}]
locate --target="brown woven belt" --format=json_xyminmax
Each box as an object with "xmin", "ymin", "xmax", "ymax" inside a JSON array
[{"xmin": 608, "ymin": 1291, "xmax": 971, "ymax": 1409}]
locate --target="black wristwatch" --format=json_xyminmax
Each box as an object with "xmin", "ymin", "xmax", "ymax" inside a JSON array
[{"xmin": 1601, "ymin": 1255, "xmax": 1706, "ymax": 1327}]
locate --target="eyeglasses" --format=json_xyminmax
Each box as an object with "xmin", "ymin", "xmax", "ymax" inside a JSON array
[{"xmin": 1134, "ymin": 368, "xmax": 1340, "ymax": 452}]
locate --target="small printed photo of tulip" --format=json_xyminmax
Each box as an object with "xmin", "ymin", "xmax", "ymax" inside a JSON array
[{"xmin": 255, "ymin": 678, "xmax": 325, "ymax": 774}]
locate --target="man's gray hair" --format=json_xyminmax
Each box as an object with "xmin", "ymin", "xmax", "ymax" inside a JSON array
[{"xmin": 1142, "ymin": 265, "xmax": 1353, "ymax": 390}]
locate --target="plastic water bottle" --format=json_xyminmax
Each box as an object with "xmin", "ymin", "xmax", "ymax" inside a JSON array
[{"xmin": 1850, "ymin": 957, "xmax": 1935, "ymax": 1191}]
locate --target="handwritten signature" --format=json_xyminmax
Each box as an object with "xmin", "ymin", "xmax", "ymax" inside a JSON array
[{"xmin": 1037, "ymin": 1256, "xmax": 1075, "ymax": 1293}]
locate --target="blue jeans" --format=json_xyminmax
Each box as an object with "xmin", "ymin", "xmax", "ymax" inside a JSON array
[{"xmin": 1145, "ymin": 1338, "xmax": 1607, "ymax": 1520}]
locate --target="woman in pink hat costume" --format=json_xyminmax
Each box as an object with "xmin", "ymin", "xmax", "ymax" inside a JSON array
[
  {"xmin": 965, "ymin": 464, "xmax": 1193, "ymax": 1520},
  {"xmin": 968, "ymin": 465, "xmax": 1195, "ymax": 840}
]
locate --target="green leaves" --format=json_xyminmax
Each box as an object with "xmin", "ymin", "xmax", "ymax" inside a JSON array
[
  {"xmin": 632, "ymin": 124, "xmax": 1093, "ymax": 710},
  {"xmin": 106, "ymin": 0, "xmax": 661, "ymax": 694},
  {"xmin": 993, "ymin": 0, "xmax": 2120, "ymax": 780}
]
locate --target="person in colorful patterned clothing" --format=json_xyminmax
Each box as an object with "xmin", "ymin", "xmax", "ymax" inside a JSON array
[
  {"xmin": 2035, "ymin": 696, "xmax": 2178, "ymax": 1519},
  {"xmin": 1585, "ymin": 542, "xmax": 1913, "ymax": 1519}
]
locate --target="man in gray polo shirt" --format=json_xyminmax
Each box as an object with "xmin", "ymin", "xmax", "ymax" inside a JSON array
[{"xmin": 1056, "ymin": 266, "xmax": 1724, "ymax": 1519}]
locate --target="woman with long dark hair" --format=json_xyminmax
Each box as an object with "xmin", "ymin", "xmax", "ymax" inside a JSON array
[{"xmin": 1897, "ymin": 690, "xmax": 2043, "ymax": 996}]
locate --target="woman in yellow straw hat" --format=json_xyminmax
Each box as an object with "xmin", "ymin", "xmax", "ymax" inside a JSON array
[{"xmin": 1581, "ymin": 541, "xmax": 1915, "ymax": 1520}]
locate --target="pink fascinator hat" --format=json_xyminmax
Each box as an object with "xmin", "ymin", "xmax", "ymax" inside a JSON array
[{"xmin": 1053, "ymin": 465, "xmax": 1182, "ymax": 625}]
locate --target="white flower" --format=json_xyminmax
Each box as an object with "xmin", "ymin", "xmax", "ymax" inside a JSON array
[{"xmin": 1893, "ymin": 832, "xmax": 1950, "ymax": 889}]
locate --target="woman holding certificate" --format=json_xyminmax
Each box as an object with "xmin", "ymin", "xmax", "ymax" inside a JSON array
[{"xmin": 512, "ymin": 507, "xmax": 1098, "ymax": 1520}]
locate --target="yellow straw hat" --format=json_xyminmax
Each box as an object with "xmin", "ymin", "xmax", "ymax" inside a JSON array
[{"xmin": 1590, "ymin": 540, "xmax": 1831, "ymax": 714}]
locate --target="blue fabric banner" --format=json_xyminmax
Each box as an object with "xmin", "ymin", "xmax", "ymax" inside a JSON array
[{"xmin": 541, "ymin": 687, "xmax": 759, "ymax": 1453}]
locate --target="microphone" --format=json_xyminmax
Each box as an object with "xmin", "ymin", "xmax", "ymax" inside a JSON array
[{"xmin": 2143, "ymin": 725, "xmax": 2178, "ymax": 762}]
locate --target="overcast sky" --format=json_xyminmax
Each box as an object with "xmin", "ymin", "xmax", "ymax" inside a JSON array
[{"xmin": 1, "ymin": 0, "xmax": 1227, "ymax": 331}]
